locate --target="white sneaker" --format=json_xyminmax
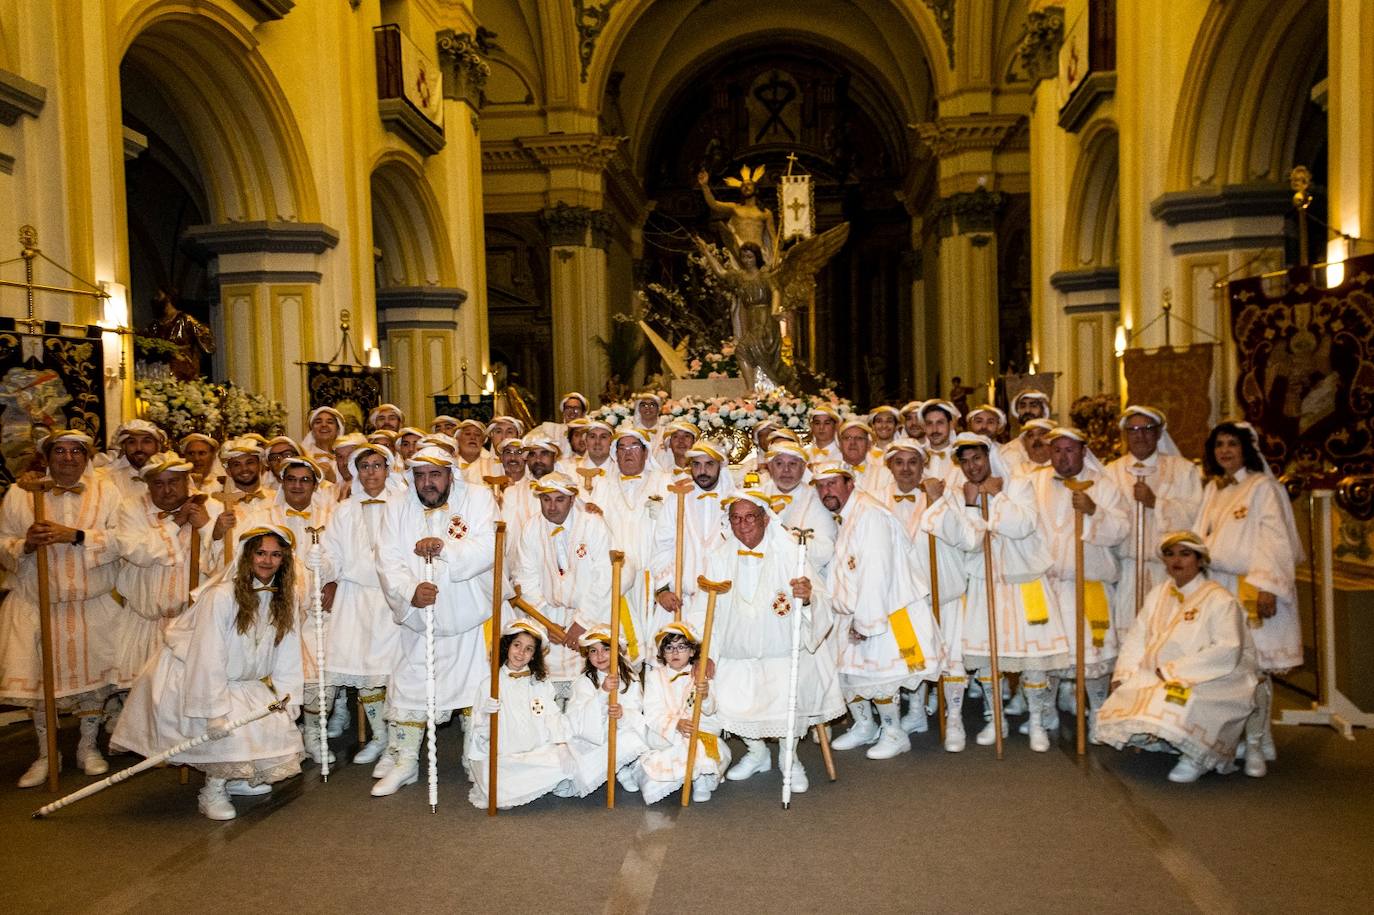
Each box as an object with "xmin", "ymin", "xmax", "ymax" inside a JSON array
[
  {"xmin": 353, "ymin": 737, "xmax": 387, "ymax": 766},
  {"xmin": 1168, "ymin": 756, "xmax": 1207, "ymax": 784},
  {"xmin": 690, "ymin": 781, "xmax": 712, "ymax": 803},
  {"xmin": 371, "ymin": 757, "xmax": 419, "ymax": 796},
  {"xmin": 1028, "ymin": 723, "xmax": 1050, "ymax": 753},
  {"xmin": 726, "ymin": 748, "xmax": 771, "ymax": 781},
  {"xmin": 900, "ymin": 701, "xmax": 929, "ymax": 734},
  {"xmin": 371, "ymin": 753, "xmax": 397, "ymax": 780},
  {"xmin": 198, "ymin": 784, "xmax": 237, "ymax": 820},
  {"xmin": 787, "ymin": 762, "xmax": 809, "ymax": 794},
  {"xmin": 976, "ymin": 718, "xmax": 1008, "ymax": 746},
  {"xmin": 77, "ymin": 743, "xmax": 109, "ymax": 776},
  {"xmin": 943, "ymin": 717, "xmax": 966, "ymax": 753},
  {"xmin": 616, "ymin": 769, "xmax": 640, "ymax": 793},
  {"xmin": 1243, "ymin": 743, "xmax": 1267, "ymax": 778},
  {"xmin": 225, "ymin": 779, "xmax": 272, "ymax": 797},
  {"xmin": 831, "ymin": 717, "xmax": 880, "ymax": 751},
  {"xmin": 17, "ymin": 755, "xmax": 58, "ymax": 789},
  {"xmin": 865, "ymin": 727, "xmax": 911, "ymax": 760}
]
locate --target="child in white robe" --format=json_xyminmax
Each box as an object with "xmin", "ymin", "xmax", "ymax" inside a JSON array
[
  {"xmin": 1097, "ymin": 531, "xmax": 1259, "ymax": 783},
  {"xmin": 112, "ymin": 525, "xmax": 305, "ymax": 820},
  {"xmin": 566, "ymin": 626, "xmax": 647, "ymax": 796},
  {"xmin": 465, "ymin": 620, "xmax": 578, "ymax": 809},
  {"xmin": 632, "ymin": 623, "xmax": 731, "ymax": 804}
]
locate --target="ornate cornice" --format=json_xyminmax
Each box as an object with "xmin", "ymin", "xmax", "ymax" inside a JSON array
[
  {"xmin": 436, "ymin": 29, "xmax": 491, "ymax": 111},
  {"xmin": 911, "ymin": 114, "xmax": 1024, "ymax": 159},
  {"xmin": 1019, "ymin": 6, "xmax": 1064, "ymax": 85},
  {"xmin": 540, "ymin": 202, "xmax": 612, "ymax": 249},
  {"xmin": 574, "ymin": 0, "xmax": 622, "ymax": 83},
  {"xmin": 482, "ymin": 133, "xmax": 625, "ymax": 173},
  {"xmin": 230, "ymin": 0, "xmax": 294, "ymax": 23}
]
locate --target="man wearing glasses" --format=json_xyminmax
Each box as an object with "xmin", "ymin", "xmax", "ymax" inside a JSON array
[{"xmin": 1105, "ymin": 406, "xmax": 1203, "ymax": 631}]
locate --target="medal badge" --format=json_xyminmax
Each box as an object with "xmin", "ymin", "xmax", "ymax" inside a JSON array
[
  {"xmin": 531, "ymin": 698, "xmax": 544, "ymax": 715},
  {"xmin": 1184, "ymin": 608, "xmax": 1199, "ymax": 621},
  {"xmin": 772, "ymin": 591, "xmax": 791, "ymax": 617},
  {"xmin": 576, "ymin": 543, "xmax": 587, "ymax": 559},
  {"xmin": 1233, "ymin": 506, "xmax": 1248, "ymax": 520},
  {"xmin": 448, "ymin": 515, "xmax": 469, "ymax": 540},
  {"xmin": 847, "ymin": 555, "xmax": 857, "ymax": 571}
]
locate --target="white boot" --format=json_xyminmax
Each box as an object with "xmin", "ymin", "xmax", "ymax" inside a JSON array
[
  {"xmin": 1025, "ymin": 681, "xmax": 1051, "ymax": 753},
  {"xmin": 353, "ymin": 689, "xmax": 389, "ymax": 765},
  {"xmin": 783, "ymin": 739, "xmax": 809, "ymax": 793},
  {"xmin": 18, "ymin": 712, "xmax": 59, "ymax": 789},
  {"xmin": 831, "ymin": 701, "xmax": 880, "ymax": 751},
  {"xmin": 941, "ymin": 678, "xmax": 966, "ymax": 752},
  {"xmin": 866, "ymin": 701, "xmax": 911, "ymax": 760},
  {"xmin": 302, "ymin": 712, "xmax": 336, "ymax": 766},
  {"xmin": 327, "ymin": 687, "xmax": 351, "ymax": 739},
  {"xmin": 1253, "ymin": 676, "xmax": 1277, "ymax": 761},
  {"xmin": 1243, "ymin": 689, "xmax": 1268, "ymax": 778},
  {"xmin": 726, "ymin": 738, "xmax": 771, "ymax": 781},
  {"xmin": 900, "ymin": 684, "xmax": 929, "ymax": 734},
  {"xmin": 616, "ymin": 767, "xmax": 640, "ymax": 793},
  {"xmin": 1168, "ymin": 755, "xmax": 1207, "ymax": 784},
  {"xmin": 371, "ymin": 724, "xmax": 420, "ymax": 796},
  {"xmin": 198, "ymin": 777, "xmax": 237, "ymax": 820},
  {"xmin": 690, "ymin": 777, "xmax": 712, "ymax": 803},
  {"xmin": 1085, "ymin": 676, "xmax": 1110, "ymax": 746},
  {"xmin": 226, "ymin": 779, "xmax": 272, "ymax": 796},
  {"xmin": 975, "ymin": 680, "xmax": 1007, "ymax": 747},
  {"xmin": 1004, "ymin": 683, "xmax": 1028, "ymax": 716},
  {"xmin": 76, "ymin": 715, "xmax": 109, "ymax": 776},
  {"xmin": 1058, "ymin": 679, "xmax": 1077, "ymax": 714}
]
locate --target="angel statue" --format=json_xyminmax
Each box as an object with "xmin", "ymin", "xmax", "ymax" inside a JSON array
[
  {"xmin": 693, "ymin": 217, "xmax": 849, "ymax": 392},
  {"xmin": 698, "ymin": 165, "xmax": 777, "ymax": 266}
]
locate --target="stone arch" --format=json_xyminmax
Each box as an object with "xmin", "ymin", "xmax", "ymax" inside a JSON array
[
  {"xmin": 369, "ymin": 153, "xmax": 456, "ymax": 289},
  {"xmin": 1167, "ymin": 0, "xmax": 1326, "ymax": 190},
  {"xmin": 117, "ymin": 2, "xmax": 319, "ymax": 222},
  {"xmin": 1063, "ymin": 122, "xmax": 1119, "ymax": 270}
]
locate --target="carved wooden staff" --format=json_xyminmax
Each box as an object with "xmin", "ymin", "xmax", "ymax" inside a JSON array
[
  {"xmin": 669, "ymin": 479, "xmax": 695, "ymax": 621},
  {"xmin": 1129, "ymin": 463, "xmax": 1152, "ymax": 617},
  {"xmin": 18, "ymin": 480, "xmax": 59, "ymax": 791},
  {"xmin": 1064, "ymin": 478, "xmax": 1095, "ymax": 756},
  {"xmin": 681, "ymin": 575, "xmax": 730, "ymax": 808},
  {"xmin": 576, "ymin": 467, "xmax": 603, "ymax": 499},
  {"xmin": 211, "ymin": 491, "xmax": 243, "ymax": 565},
  {"xmin": 979, "ymin": 493, "xmax": 1005, "ymax": 760},
  {"xmin": 509, "ymin": 586, "xmax": 570, "ymax": 644},
  {"xmin": 182, "ymin": 493, "xmax": 208, "ymax": 787},
  {"xmin": 482, "ymin": 475, "xmax": 511, "ymax": 511},
  {"xmin": 487, "ymin": 521, "xmax": 507, "ymax": 817},
  {"xmin": 607, "ymin": 549, "xmax": 625, "ymax": 808}
]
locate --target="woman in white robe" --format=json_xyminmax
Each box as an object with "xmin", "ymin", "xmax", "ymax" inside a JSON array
[
  {"xmin": 465, "ymin": 620, "xmax": 578, "ymax": 809},
  {"xmin": 1195, "ymin": 420, "xmax": 1303, "ymax": 776},
  {"xmin": 1097, "ymin": 531, "xmax": 1259, "ymax": 783},
  {"xmin": 112, "ymin": 525, "xmax": 305, "ymax": 820},
  {"xmin": 566, "ymin": 626, "xmax": 647, "ymax": 796},
  {"xmin": 632, "ymin": 623, "xmax": 731, "ymax": 804}
]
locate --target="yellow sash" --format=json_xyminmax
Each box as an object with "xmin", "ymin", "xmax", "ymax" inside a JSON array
[
  {"xmin": 1164, "ymin": 681, "xmax": 1190, "ymax": 706},
  {"xmin": 618, "ymin": 593, "xmax": 640, "ymax": 663},
  {"xmin": 1085, "ymin": 580, "xmax": 1110, "ymax": 648},
  {"xmin": 483, "ymin": 616, "xmax": 494, "ymax": 655},
  {"xmin": 889, "ymin": 607, "xmax": 926, "ymax": 671},
  {"xmin": 1019, "ymin": 580, "xmax": 1050, "ymax": 625},
  {"xmin": 696, "ymin": 730, "xmax": 721, "ymax": 762},
  {"xmin": 1236, "ymin": 575, "xmax": 1262, "ymax": 629}
]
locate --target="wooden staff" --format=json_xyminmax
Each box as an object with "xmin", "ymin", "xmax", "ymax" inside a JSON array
[
  {"xmin": 482, "ymin": 474, "xmax": 510, "ymax": 510},
  {"xmin": 814, "ymin": 721, "xmax": 837, "ymax": 781},
  {"xmin": 211, "ymin": 491, "xmax": 243, "ymax": 565},
  {"xmin": 669, "ymin": 479, "xmax": 695, "ymax": 621},
  {"xmin": 509, "ymin": 589, "xmax": 570, "ymax": 644},
  {"xmin": 681, "ymin": 575, "xmax": 730, "ymax": 808},
  {"xmin": 576, "ymin": 467, "xmax": 602, "ymax": 497},
  {"xmin": 928, "ymin": 531, "xmax": 946, "ymax": 742},
  {"xmin": 607, "ymin": 550, "xmax": 625, "ymax": 808},
  {"xmin": 182, "ymin": 495, "xmax": 207, "ymax": 788},
  {"xmin": 979, "ymin": 493, "xmax": 1005, "ymax": 760},
  {"xmin": 18, "ymin": 480, "xmax": 59, "ymax": 792},
  {"xmin": 487, "ymin": 521, "xmax": 507, "ymax": 817},
  {"xmin": 1064, "ymin": 479, "xmax": 1094, "ymax": 756},
  {"xmin": 1129, "ymin": 463, "xmax": 1151, "ymax": 617}
]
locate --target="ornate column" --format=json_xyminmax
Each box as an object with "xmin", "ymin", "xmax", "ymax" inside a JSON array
[
  {"xmin": 540, "ymin": 202, "xmax": 611, "ymax": 397},
  {"xmin": 376, "ymin": 286, "xmax": 468, "ymax": 422},
  {"xmin": 183, "ymin": 220, "xmax": 339, "ymax": 430},
  {"xmin": 913, "ymin": 115, "xmax": 1023, "ymax": 393}
]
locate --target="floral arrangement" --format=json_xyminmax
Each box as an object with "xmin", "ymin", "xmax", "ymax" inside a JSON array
[
  {"xmin": 593, "ymin": 388, "xmax": 854, "ymax": 438},
  {"xmin": 686, "ymin": 339, "xmax": 740, "ymax": 379},
  {"xmin": 136, "ymin": 378, "xmax": 286, "ymax": 442},
  {"xmin": 1070, "ymin": 393, "xmax": 1125, "ymax": 461}
]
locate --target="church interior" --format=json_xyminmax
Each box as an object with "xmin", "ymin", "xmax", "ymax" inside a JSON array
[{"xmin": 0, "ymin": 1, "xmax": 1371, "ymax": 911}]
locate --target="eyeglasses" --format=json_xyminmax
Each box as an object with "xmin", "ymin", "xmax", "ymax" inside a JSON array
[
  {"xmin": 662, "ymin": 643, "xmax": 693, "ymax": 653},
  {"xmin": 1124, "ymin": 424, "xmax": 1161, "ymax": 434}
]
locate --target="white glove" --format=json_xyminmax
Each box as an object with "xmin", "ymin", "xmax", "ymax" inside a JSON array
[
  {"xmin": 646, "ymin": 498, "xmax": 663, "ymax": 521},
  {"xmin": 303, "ymin": 546, "xmax": 326, "ymax": 572},
  {"xmin": 478, "ymin": 696, "xmax": 501, "ymax": 714},
  {"xmin": 206, "ymin": 716, "xmax": 232, "ymax": 740}
]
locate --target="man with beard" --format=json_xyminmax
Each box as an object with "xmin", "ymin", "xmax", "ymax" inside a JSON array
[
  {"xmin": 179, "ymin": 432, "xmax": 222, "ymax": 494},
  {"xmin": 372, "ymin": 445, "xmax": 497, "ymax": 797},
  {"xmin": 762, "ymin": 440, "xmax": 836, "ymax": 575},
  {"xmin": 512, "ymin": 472, "xmax": 616, "ymax": 691},
  {"xmin": 368, "ymin": 403, "xmax": 404, "ymax": 433},
  {"xmin": 219, "ymin": 437, "xmax": 274, "ymax": 503},
  {"xmin": 101, "ymin": 419, "xmax": 167, "ymax": 502},
  {"xmin": 1012, "ymin": 390, "xmax": 1052, "ymax": 426},
  {"xmin": 966, "ymin": 404, "xmax": 1007, "ymax": 440},
  {"xmin": 919, "ymin": 400, "xmax": 961, "ymax": 484},
  {"xmin": 899, "ymin": 401, "xmax": 925, "ymax": 443},
  {"xmin": 817, "ymin": 463, "xmax": 943, "ymax": 761},
  {"xmin": 597, "ymin": 428, "xmax": 669, "ymax": 650},
  {"xmin": 1001, "ymin": 417, "xmax": 1055, "ymax": 477},
  {"xmin": 650, "ymin": 442, "xmax": 735, "ymax": 633},
  {"xmin": 0, "ymin": 431, "xmax": 125, "ymax": 785}
]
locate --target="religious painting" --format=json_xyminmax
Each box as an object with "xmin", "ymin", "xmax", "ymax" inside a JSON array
[
  {"xmin": 306, "ymin": 363, "xmax": 383, "ymax": 434},
  {"xmin": 432, "ymin": 394, "xmax": 494, "ymax": 425},
  {"xmin": 1122, "ymin": 344, "xmax": 1215, "ymax": 460},
  {"xmin": 1228, "ymin": 252, "xmax": 1374, "ymax": 484},
  {"xmin": 0, "ymin": 320, "xmax": 107, "ymax": 493}
]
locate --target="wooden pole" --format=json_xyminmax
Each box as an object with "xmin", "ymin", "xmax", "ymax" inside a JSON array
[
  {"xmin": 607, "ymin": 550, "xmax": 624, "ymax": 808},
  {"xmin": 928, "ymin": 532, "xmax": 946, "ymax": 742},
  {"xmin": 1066, "ymin": 482, "xmax": 1092, "ymax": 756},
  {"xmin": 814, "ymin": 723, "xmax": 838, "ymax": 782},
  {"xmin": 19, "ymin": 481, "xmax": 59, "ymax": 791},
  {"xmin": 487, "ymin": 521, "xmax": 507, "ymax": 817},
  {"xmin": 669, "ymin": 480, "xmax": 694, "ymax": 621},
  {"xmin": 509, "ymin": 591, "xmax": 569, "ymax": 644},
  {"xmin": 211, "ymin": 491, "xmax": 243, "ymax": 565},
  {"xmin": 183, "ymin": 509, "xmax": 201, "ymax": 788},
  {"xmin": 979, "ymin": 494, "xmax": 1005, "ymax": 760},
  {"xmin": 681, "ymin": 575, "xmax": 730, "ymax": 807}
]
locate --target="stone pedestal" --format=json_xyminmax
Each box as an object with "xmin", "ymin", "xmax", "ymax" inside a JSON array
[{"xmin": 670, "ymin": 377, "xmax": 749, "ymax": 401}]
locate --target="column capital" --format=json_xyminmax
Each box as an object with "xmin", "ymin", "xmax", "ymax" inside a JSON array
[
  {"xmin": 1019, "ymin": 6, "xmax": 1065, "ymax": 86},
  {"xmin": 436, "ymin": 29, "xmax": 492, "ymax": 112},
  {"xmin": 540, "ymin": 202, "xmax": 612, "ymax": 249},
  {"xmin": 934, "ymin": 187, "xmax": 1005, "ymax": 239},
  {"xmin": 912, "ymin": 114, "xmax": 1023, "ymax": 160}
]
